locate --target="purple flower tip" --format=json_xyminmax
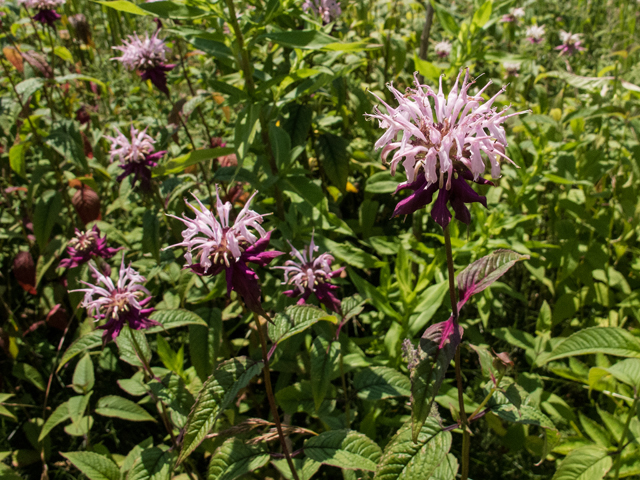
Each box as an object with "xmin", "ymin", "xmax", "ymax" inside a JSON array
[{"xmin": 59, "ymin": 225, "xmax": 121, "ymax": 269}]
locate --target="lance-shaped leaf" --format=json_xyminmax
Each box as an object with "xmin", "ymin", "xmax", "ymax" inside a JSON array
[
  {"xmin": 303, "ymin": 430, "xmax": 382, "ymax": 472},
  {"xmin": 310, "ymin": 337, "xmax": 340, "ymax": 411},
  {"xmin": 207, "ymin": 438, "xmax": 269, "ymax": 480},
  {"xmin": 411, "ymin": 317, "xmax": 462, "ymax": 442},
  {"xmin": 456, "ymin": 250, "xmax": 529, "ymax": 307},
  {"xmin": 39, "ymin": 402, "xmax": 71, "ymax": 441},
  {"xmin": 127, "ymin": 447, "xmax": 174, "ymax": 480},
  {"xmin": 374, "ymin": 419, "xmax": 452, "ymax": 480},
  {"xmin": 57, "ymin": 331, "xmax": 104, "ymax": 371},
  {"xmin": 61, "ymin": 451, "xmax": 120, "ymax": 480},
  {"xmin": 551, "ymin": 445, "xmax": 612, "ymax": 480},
  {"xmin": 539, "ymin": 327, "xmax": 640, "ymax": 365},
  {"xmin": 178, "ymin": 357, "xmax": 263, "ymax": 464},
  {"xmin": 146, "ymin": 309, "xmax": 207, "ymax": 333},
  {"xmin": 95, "ymin": 396, "xmax": 156, "ymax": 422},
  {"xmin": 268, "ymin": 305, "xmax": 337, "ymax": 347},
  {"xmin": 353, "ymin": 366, "xmax": 411, "ymax": 400}
]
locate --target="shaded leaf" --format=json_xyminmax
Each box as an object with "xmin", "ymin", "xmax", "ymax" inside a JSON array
[
  {"xmin": 61, "ymin": 451, "xmax": 120, "ymax": 480},
  {"xmin": 551, "ymin": 445, "xmax": 612, "ymax": 480},
  {"xmin": 207, "ymin": 438, "xmax": 269, "ymax": 480},
  {"xmin": 304, "ymin": 430, "xmax": 382, "ymax": 472},
  {"xmin": 268, "ymin": 305, "xmax": 338, "ymax": 346},
  {"xmin": 95, "ymin": 395, "xmax": 156, "ymax": 422},
  {"xmin": 353, "ymin": 366, "xmax": 411, "ymax": 400},
  {"xmin": 540, "ymin": 328, "xmax": 640, "ymax": 365}
]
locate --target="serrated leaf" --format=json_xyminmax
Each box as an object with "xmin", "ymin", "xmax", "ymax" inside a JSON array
[
  {"xmin": 304, "ymin": 430, "xmax": 382, "ymax": 471},
  {"xmin": 147, "ymin": 309, "xmax": 208, "ymax": 333},
  {"xmin": 64, "ymin": 416, "xmax": 93, "ymax": 436},
  {"xmin": 116, "ymin": 328, "xmax": 152, "ymax": 367},
  {"xmin": 207, "ymin": 438, "xmax": 269, "ymax": 480},
  {"xmin": 189, "ymin": 308, "xmax": 222, "ymax": 381},
  {"xmin": 276, "ymin": 380, "xmax": 336, "ymax": 416},
  {"xmin": 457, "ymin": 250, "xmax": 529, "ymax": 307},
  {"xmin": 374, "ymin": 419, "xmax": 452, "ymax": 480},
  {"xmin": 178, "ymin": 357, "xmax": 263, "ymax": 464},
  {"xmin": 127, "ymin": 447, "xmax": 173, "ymax": 480},
  {"xmin": 95, "ymin": 395, "xmax": 156, "ymax": 422},
  {"xmin": 72, "ymin": 353, "xmax": 95, "ymax": 394},
  {"xmin": 490, "ymin": 404, "xmax": 556, "ymax": 429},
  {"xmin": 353, "ymin": 366, "xmax": 411, "ymax": 400},
  {"xmin": 412, "ymin": 318, "xmax": 462, "ymax": 441},
  {"xmin": 341, "ymin": 295, "xmax": 366, "ymax": 322},
  {"xmin": 540, "ymin": 328, "xmax": 640, "ymax": 365},
  {"xmin": 38, "ymin": 402, "xmax": 70, "ymax": 441},
  {"xmin": 268, "ymin": 305, "xmax": 337, "ymax": 346},
  {"xmin": 551, "ymin": 445, "xmax": 612, "ymax": 480},
  {"xmin": 58, "ymin": 331, "xmax": 104, "ymax": 371},
  {"xmin": 429, "ymin": 453, "xmax": 458, "ymax": 480},
  {"xmin": 61, "ymin": 451, "xmax": 120, "ymax": 480},
  {"xmin": 271, "ymin": 457, "xmax": 320, "ymax": 480},
  {"xmin": 12, "ymin": 363, "xmax": 45, "ymax": 391},
  {"xmin": 310, "ymin": 337, "xmax": 340, "ymax": 411}
]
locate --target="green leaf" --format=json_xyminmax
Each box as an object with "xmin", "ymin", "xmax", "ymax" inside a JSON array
[
  {"xmin": 429, "ymin": 453, "xmax": 458, "ymax": 480},
  {"xmin": 310, "ymin": 337, "xmax": 340, "ymax": 411},
  {"xmin": 152, "ymin": 147, "xmax": 233, "ymax": 177},
  {"xmin": 127, "ymin": 447, "xmax": 173, "ymax": 480},
  {"xmin": 606, "ymin": 359, "xmax": 640, "ymax": 388},
  {"xmin": 38, "ymin": 402, "xmax": 70, "ymax": 442},
  {"xmin": 262, "ymin": 30, "xmax": 341, "ymax": 50},
  {"xmin": 431, "ymin": 2, "xmax": 459, "ymax": 36},
  {"xmin": 269, "ymin": 124, "xmax": 292, "ymax": 171},
  {"xmin": 268, "ymin": 305, "xmax": 338, "ymax": 346},
  {"xmin": 353, "ymin": 366, "xmax": 411, "ymax": 400},
  {"xmin": 457, "ymin": 249, "xmax": 529, "ymax": 306},
  {"xmin": 272, "ymin": 457, "xmax": 321, "ymax": 480},
  {"xmin": 61, "ymin": 451, "xmax": 121, "ymax": 480},
  {"xmin": 413, "ymin": 55, "xmax": 441, "ymax": 82},
  {"xmin": 341, "ymin": 295, "xmax": 366, "ymax": 323},
  {"xmin": 53, "ymin": 46, "xmax": 73, "ymax": 62},
  {"xmin": 178, "ymin": 357, "xmax": 263, "ymax": 464},
  {"xmin": 15, "ymin": 77, "xmax": 44, "ymax": 102},
  {"xmin": 234, "ymin": 103, "xmax": 260, "ymax": 164},
  {"xmin": 304, "ymin": 430, "xmax": 382, "ymax": 472},
  {"xmin": 551, "ymin": 445, "xmax": 612, "ymax": 480},
  {"xmin": 33, "ymin": 190, "xmax": 62, "ymax": 250},
  {"xmin": 95, "ymin": 395, "xmax": 156, "ymax": 422},
  {"xmin": 142, "ymin": 211, "xmax": 160, "ymax": 262},
  {"xmin": 12, "ymin": 363, "xmax": 45, "ymax": 391},
  {"xmin": 58, "ymin": 331, "xmax": 104, "ymax": 371},
  {"xmin": 189, "ymin": 308, "xmax": 222, "ymax": 381},
  {"xmin": 540, "ymin": 328, "xmax": 640, "ymax": 365},
  {"xmin": 116, "ymin": 328, "xmax": 152, "ymax": 367},
  {"xmin": 54, "ymin": 74, "xmax": 106, "ymax": 92},
  {"xmin": 490, "ymin": 404, "xmax": 555, "ymax": 429},
  {"xmin": 45, "ymin": 120, "xmax": 87, "ymax": 170},
  {"xmin": 347, "ymin": 268, "xmax": 399, "ymax": 319},
  {"xmin": 147, "ymin": 309, "xmax": 208, "ymax": 332},
  {"xmin": 471, "ymin": 0, "xmax": 492, "ymax": 28},
  {"xmin": 72, "ymin": 353, "xmax": 95, "ymax": 394},
  {"xmin": 317, "ymin": 133, "xmax": 349, "ymax": 192},
  {"xmin": 207, "ymin": 438, "xmax": 269, "ymax": 480},
  {"xmin": 156, "ymin": 335, "xmax": 184, "ymax": 375},
  {"xmin": 94, "ymin": 0, "xmax": 149, "ymax": 15},
  {"xmin": 65, "ymin": 416, "xmax": 93, "ymax": 436},
  {"xmin": 137, "ymin": 1, "xmax": 205, "ymax": 19},
  {"xmin": 408, "ymin": 281, "xmax": 449, "ymax": 336},
  {"xmin": 9, "ymin": 143, "xmax": 28, "ymax": 178},
  {"xmin": 374, "ymin": 419, "xmax": 452, "ymax": 480}
]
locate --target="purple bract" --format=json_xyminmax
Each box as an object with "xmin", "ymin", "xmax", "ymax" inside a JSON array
[
  {"xmin": 59, "ymin": 225, "xmax": 121, "ymax": 269},
  {"xmin": 166, "ymin": 188, "xmax": 282, "ymax": 313},
  {"xmin": 72, "ymin": 259, "xmax": 157, "ymax": 344},
  {"xmin": 556, "ymin": 30, "xmax": 585, "ymax": 56},
  {"xmin": 21, "ymin": 0, "xmax": 64, "ymax": 25},
  {"xmin": 274, "ymin": 234, "xmax": 344, "ymax": 314}
]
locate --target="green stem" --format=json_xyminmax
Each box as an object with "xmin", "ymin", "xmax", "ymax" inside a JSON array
[
  {"xmin": 443, "ymin": 225, "xmax": 470, "ymax": 480},
  {"xmin": 468, "ymin": 371, "xmax": 505, "ymax": 422},
  {"xmin": 613, "ymin": 395, "xmax": 639, "ymax": 480},
  {"xmin": 251, "ymin": 314, "xmax": 300, "ymax": 480}
]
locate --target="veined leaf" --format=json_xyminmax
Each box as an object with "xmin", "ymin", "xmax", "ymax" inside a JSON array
[
  {"xmin": 95, "ymin": 395, "xmax": 156, "ymax": 422},
  {"xmin": 127, "ymin": 447, "xmax": 173, "ymax": 480},
  {"xmin": 178, "ymin": 357, "xmax": 263, "ymax": 464},
  {"xmin": 540, "ymin": 327, "xmax": 640, "ymax": 365},
  {"xmin": 147, "ymin": 309, "xmax": 208, "ymax": 332},
  {"xmin": 551, "ymin": 445, "xmax": 612, "ymax": 480},
  {"xmin": 457, "ymin": 250, "xmax": 529, "ymax": 307},
  {"xmin": 374, "ymin": 419, "xmax": 452, "ymax": 480},
  {"xmin": 353, "ymin": 366, "xmax": 411, "ymax": 400},
  {"xmin": 310, "ymin": 337, "xmax": 340, "ymax": 411},
  {"xmin": 94, "ymin": 0, "xmax": 149, "ymax": 15},
  {"xmin": 58, "ymin": 331, "xmax": 104, "ymax": 371},
  {"xmin": 271, "ymin": 456, "xmax": 321, "ymax": 480},
  {"xmin": 429, "ymin": 453, "xmax": 459, "ymax": 480},
  {"xmin": 72, "ymin": 353, "xmax": 95, "ymax": 394},
  {"xmin": 152, "ymin": 147, "xmax": 234, "ymax": 177},
  {"xmin": 33, "ymin": 190, "xmax": 62, "ymax": 250},
  {"xmin": 304, "ymin": 430, "xmax": 382, "ymax": 472},
  {"xmin": 39, "ymin": 402, "xmax": 70, "ymax": 441},
  {"xmin": 268, "ymin": 305, "xmax": 337, "ymax": 346},
  {"xmin": 61, "ymin": 451, "xmax": 120, "ymax": 480},
  {"xmin": 207, "ymin": 438, "xmax": 269, "ymax": 480}
]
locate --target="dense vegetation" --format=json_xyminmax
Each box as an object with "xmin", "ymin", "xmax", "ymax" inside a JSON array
[{"xmin": 1, "ymin": 0, "xmax": 640, "ymax": 479}]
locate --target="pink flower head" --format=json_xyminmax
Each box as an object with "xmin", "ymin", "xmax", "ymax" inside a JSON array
[
  {"xmin": 72, "ymin": 259, "xmax": 158, "ymax": 344},
  {"xmin": 366, "ymin": 69, "xmax": 528, "ymax": 228},
  {"xmin": 556, "ymin": 30, "xmax": 585, "ymax": 55},
  {"xmin": 104, "ymin": 126, "xmax": 165, "ymax": 190},
  {"xmin": 21, "ymin": 0, "xmax": 64, "ymax": 25},
  {"xmin": 525, "ymin": 25, "xmax": 545, "ymax": 44},
  {"xmin": 503, "ymin": 62, "xmax": 520, "ymax": 77},
  {"xmin": 501, "ymin": 7, "xmax": 524, "ymax": 23},
  {"xmin": 434, "ymin": 40, "xmax": 452, "ymax": 59},
  {"xmin": 59, "ymin": 225, "xmax": 122, "ymax": 269},
  {"xmin": 112, "ymin": 31, "xmax": 176, "ymax": 95},
  {"xmin": 274, "ymin": 234, "xmax": 344, "ymax": 314},
  {"xmin": 302, "ymin": 0, "xmax": 341, "ymax": 24},
  {"xmin": 166, "ymin": 188, "xmax": 283, "ymax": 313}
]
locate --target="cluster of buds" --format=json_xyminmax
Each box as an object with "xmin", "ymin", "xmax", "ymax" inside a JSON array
[
  {"xmin": 434, "ymin": 40, "xmax": 452, "ymax": 59},
  {"xmin": 556, "ymin": 30, "xmax": 585, "ymax": 56},
  {"xmin": 20, "ymin": 0, "xmax": 65, "ymax": 25},
  {"xmin": 302, "ymin": 0, "xmax": 341, "ymax": 24},
  {"xmin": 59, "ymin": 226, "xmax": 121, "ymax": 269},
  {"xmin": 105, "ymin": 126, "xmax": 166, "ymax": 190},
  {"xmin": 275, "ymin": 233, "xmax": 344, "ymax": 314},
  {"xmin": 112, "ymin": 31, "xmax": 175, "ymax": 95},
  {"xmin": 367, "ymin": 69, "xmax": 527, "ymax": 228}
]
